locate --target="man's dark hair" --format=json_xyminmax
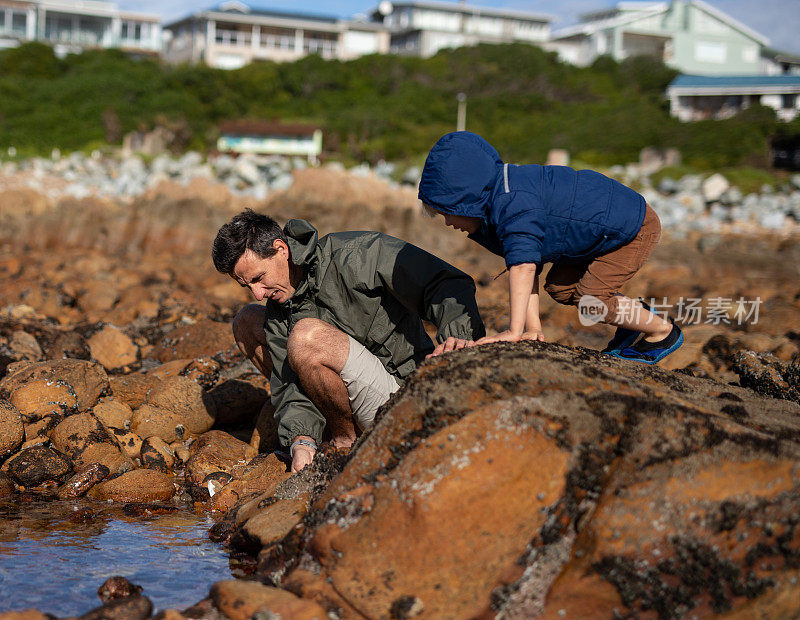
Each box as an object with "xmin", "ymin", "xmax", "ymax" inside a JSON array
[{"xmin": 212, "ymin": 209, "xmax": 288, "ymax": 274}]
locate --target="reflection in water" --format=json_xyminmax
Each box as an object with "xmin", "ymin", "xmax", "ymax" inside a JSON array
[{"xmin": 0, "ymin": 495, "xmax": 236, "ymax": 616}]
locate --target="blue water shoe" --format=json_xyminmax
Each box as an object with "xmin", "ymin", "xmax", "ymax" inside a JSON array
[{"xmin": 607, "ymin": 322, "xmax": 684, "ymax": 365}]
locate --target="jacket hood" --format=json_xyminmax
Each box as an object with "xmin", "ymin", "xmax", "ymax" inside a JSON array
[
  {"xmin": 418, "ymin": 131, "xmax": 503, "ymax": 218},
  {"xmin": 284, "ymin": 218, "xmax": 318, "ymax": 267}
]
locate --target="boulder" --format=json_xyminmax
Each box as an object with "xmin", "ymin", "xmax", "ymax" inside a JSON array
[
  {"xmin": 109, "ymin": 428, "xmax": 144, "ymax": 460},
  {"xmin": 209, "ymin": 580, "xmax": 325, "ymax": 620},
  {"xmin": 79, "ymin": 596, "xmax": 152, "ymax": 620},
  {"xmin": 4, "ymin": 445, "xmax": 72, "ymax": 487},
  {"xmin": 23, "ymin": 413, "xmax": 62, "ymax": 444},
  {"xmin": 88, "ymin": 469, "xmax": 175, "ymax": 503},
  {"xmin": 130, "ymin": 404, "xmax": 190, "ymax": 444},
  {"xmin": 6, "ymin": 378, "xmax": 77, "ymax": 421},
  {"xmin": 92, "ymin": 398, "xmax": 133, "ymax": 431},
  {"xmin": 0, "ymin": 359, "xmax": 108, "ymax": 413},
  {"xmin": 7, "ymin": 331, "xmax": 42, "ymax": 362},
  {"xmin": 210, "ymin": 453, "xmax": 290, "ymax": 513},
  {"xmin": 45, "ymin": 331, "xmax": 90, "ymax": 361},
  {"xmin": 264, "ymin": 342, "xmax": 800, "ymax": 619},
  {"xmin": 149, "ymin": 319, "xmax": 239, "ymax": 364},
  {"xmin": 240, "ymin": 499, "xmax": 307, "ymax": 548},
  {"xmin": 208, "ymin": 375, "xmax": 269, "ymax": 426},
  {"xmin": 130, "ymin": 375, "xmax": 216, "ymax": 442},
  {"xmin": 50, "ymin": 412, "xmax": 115, "ymax": 462},
  {"xmin": 140, "ymin": 436, "xmax": 175, "ymax": 472},
  {"xmin": 108, "ymin": 373, "xmax": 157, "ymax": 409},
  {"xmin": 0, "ymin": 399, "xmax": 24, "ymax": 458},
  {"xmin": 76, "ymin": 442, "xmax": 133, "ymax": 475},
  {"xmin": 702, "ymin": 173, "xmax": 730, "ymax": 202},
  {"xmin": 57, "ymin": 463, "xmax": 110, "ymax": 499},
  {"xmin": 97, "ymin": 576, "xmax": 143, "ymax": 602},
  {"xmin": 0, "ymin": 612, "xmax": 50, "ymax": 620},
  {"xmin": 88, "ymin": 325, "xmax": 139, "ymax": 371},
  {"xmin": 184, "ymin": 430, "xmax": 258, "ymax": 488}
]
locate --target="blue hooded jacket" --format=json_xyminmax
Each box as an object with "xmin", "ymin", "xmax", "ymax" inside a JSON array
[{"xmin": 418, "ymin": 132, "xmax": 646, "ymax": 268}]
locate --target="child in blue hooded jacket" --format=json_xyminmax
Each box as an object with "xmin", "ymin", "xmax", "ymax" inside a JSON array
[{"xmin": 418, "ymin": 131, "xmax": 683, "ymax": 364}]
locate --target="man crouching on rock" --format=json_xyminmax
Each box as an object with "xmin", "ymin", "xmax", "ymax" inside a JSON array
[{"xmin": 212, "ymin": 209, "xmax": 485, "ymax": 472}]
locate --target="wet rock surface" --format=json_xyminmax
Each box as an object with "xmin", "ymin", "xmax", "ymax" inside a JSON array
[
  {"xmin": 88, "ymin": 469, "xmax": 176, "ymax": 503},
  {"xmin": 4, "ymin": 445, "xmax": 72, "ymax": 487}
]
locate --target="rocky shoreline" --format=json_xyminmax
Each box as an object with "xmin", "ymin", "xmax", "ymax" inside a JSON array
[
  {"xmin": 2, "ymin": 151, "xmax": 800, "ymax": 235},
  {"xmin": 1, "ymin": 164, "xmax": 800, "ymax": 618}
]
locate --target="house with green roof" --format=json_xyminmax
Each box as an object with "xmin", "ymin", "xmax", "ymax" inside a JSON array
[{"xmin": 549, "ymin": 0, "xmax": 768, "ymax": 76}]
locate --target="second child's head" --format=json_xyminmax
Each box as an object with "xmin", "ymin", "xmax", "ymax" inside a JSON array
[{"xmin": 421, "ymin": 202, "xmax": 482, "ymax": 234}]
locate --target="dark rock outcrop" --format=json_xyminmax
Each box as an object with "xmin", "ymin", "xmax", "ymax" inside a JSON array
[{"xmin": 231, "ymin": 342, "xmax": 800, "ymax": 619}]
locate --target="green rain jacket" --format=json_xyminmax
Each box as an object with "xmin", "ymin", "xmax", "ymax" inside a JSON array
[{"xmin": 264, "ymin": 219, "xmax": 486, "ymax": 448}]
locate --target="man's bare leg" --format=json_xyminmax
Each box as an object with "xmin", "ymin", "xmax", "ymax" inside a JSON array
[
  {"xmin": 286, "ymin": 318, "xmax": 355, "ymax": 449},
  {"xmin": 232, "ymin": 304, "xmax": 272, "ymax": 377}
]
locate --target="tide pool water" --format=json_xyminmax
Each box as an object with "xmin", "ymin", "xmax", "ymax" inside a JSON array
[{"xmin": 0, "ymin": 495, "xmax": 239, "ymax": 616}]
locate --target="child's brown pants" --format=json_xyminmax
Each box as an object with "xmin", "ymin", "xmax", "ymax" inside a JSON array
[{"xmin": 543, "ymin": 204, "xmax": 661, "ymax": 322}]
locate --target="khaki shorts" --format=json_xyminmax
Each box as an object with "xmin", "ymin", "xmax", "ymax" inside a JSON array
[
  {"xmin": 543, "ymin": 203, "xmax": 662, "ymax": 320},
  {"xmin": 340, "ymin": 336, "xmax": 400, "ymax": 431}
]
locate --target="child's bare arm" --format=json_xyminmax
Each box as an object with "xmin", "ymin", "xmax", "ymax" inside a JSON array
[
  {"xmin": 476, "ymin": 263, "xmax": 542, "ymax": 344},
  {"xmin": 523, "ymin": 272, "xmax": 545, "ymax": 341}
]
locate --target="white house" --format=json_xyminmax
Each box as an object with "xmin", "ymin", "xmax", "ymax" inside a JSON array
[
  {"xmin": 549, "ymin": 0, "xmax": 769, "ymax": 75},
  {"xmin": 668, "ymin": 74, "xmax": 800, "ymax": 122},
  {"xmin": 163, "ymin": 1, "xmax": 389, "ymax": 69},
  {"xmin": 369, "ymin": 0, "xmax": 553, "ymax": 58},
  {"xmin": 0, "ymin": 0, "xmax": 160, "ymax": 55}
]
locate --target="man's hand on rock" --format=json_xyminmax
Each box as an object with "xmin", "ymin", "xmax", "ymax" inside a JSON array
[
  {"xmin": 290, "ymin": 436, "xmax": 317, "ymax": 473},
  {"xmin": 426, "ymin": 336, "xmax": 474, "ymax": 359}
]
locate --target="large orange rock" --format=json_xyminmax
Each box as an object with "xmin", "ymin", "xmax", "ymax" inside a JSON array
[
  {"xmin": 210, "ymin": 453, "xmax": 289, "ymax": 513},
  {"xmin": 0, "ymin": 359, "xmax": 108, "ymax": 413},
  {"xmin": 149, "ymin": 319, "xmax": 239, "ymax": 364},
  {"xmin": 92, "ymin": 398, "xmax": 133, "ymax": 430},
  {"xmin": 184, "ymin": 430, "xmax": 258, "ymax": 488},
  {"xmin": 252, "ymin": 342, "xmax": 800, "ymax": 619},
  {"xmin": 88, "ymin": 469, "xmax": 175, "ymax": 503},
  {"xmin": 87, "ymin": 324, "xmax": 139, "ymax": 371},
  {"xmin": 5, "ymin": 378, "xmax": 77, "ymax": 421},
  {"xmin": 50, "ymin": 412, "xmax": 114, "ymax": 462},
  {"xmin": 130, "ymin": 375, "xmax": 216, "ymax": 442},
  {"xmin": 209, "ymin": 580, "xmax": 326, "ymax": 620}
]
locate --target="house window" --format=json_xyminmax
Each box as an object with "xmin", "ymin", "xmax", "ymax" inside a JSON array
[
  {"xmin": 782, "ymin": 94, "xmax": 797, "ymax": 110},
  {"xmin": 695, "ymin": 41, "xmax": 726, "ymax": 63},
  {"xmin": 742, "ymin": 46, "xmax": 757, "ymax": 64},
  {"xmin": 12, "ymin": 12, "xmax": 26, "ymax": 34}
]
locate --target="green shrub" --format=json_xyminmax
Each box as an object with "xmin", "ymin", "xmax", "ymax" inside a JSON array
[{"xmin": 0, "ymin": 42, "xmax": 787, "ymax": 168}]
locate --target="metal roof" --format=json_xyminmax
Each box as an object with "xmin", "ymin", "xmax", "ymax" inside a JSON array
[
  {"xmin": 670, "ymin": 74, "xmax": 800, "ymax": 88},
  {"xmin": 373, "ymin": 1, "xmax": 554, "ymax": 23}
]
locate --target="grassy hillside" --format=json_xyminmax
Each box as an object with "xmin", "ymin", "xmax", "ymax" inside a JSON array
[{"xmin": 1, "ymin": 41, "xmax": 797, "ymax": 167}]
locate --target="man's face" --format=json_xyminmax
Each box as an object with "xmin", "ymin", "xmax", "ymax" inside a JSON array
[{"xmin": 232, "ymin": 241, "xmax": 296, "ymax": 303}]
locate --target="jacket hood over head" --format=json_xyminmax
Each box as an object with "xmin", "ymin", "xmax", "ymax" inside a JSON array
[
  {"xmin": 418, "ymin": 131, "xmax": 503, "ymax": 219},
  {"xmin": 284, "ymin": 218, "xmax": 319, "ymax": 267}
]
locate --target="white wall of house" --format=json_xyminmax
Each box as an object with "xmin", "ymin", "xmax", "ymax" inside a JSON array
[{"xmin": 550, "ymin": 1, "xmax": 768, "ymax": 75}]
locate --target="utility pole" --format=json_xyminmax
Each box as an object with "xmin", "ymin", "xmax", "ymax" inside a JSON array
[{"xmin": 456, "ymin": 92, "xmax": 467, "ymax": 132}]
